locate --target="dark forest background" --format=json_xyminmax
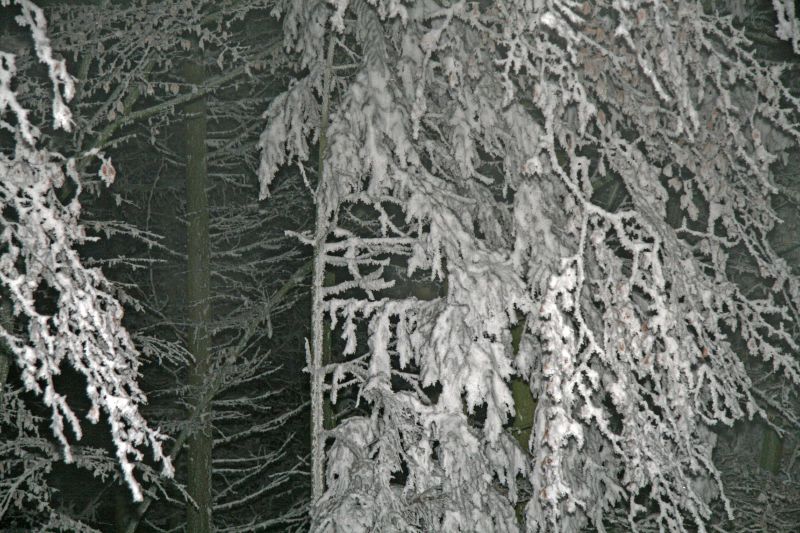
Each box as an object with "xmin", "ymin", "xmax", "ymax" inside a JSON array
[{"xmin": 1, "ymin": 1, "xmax": 800, "ymax": 532}]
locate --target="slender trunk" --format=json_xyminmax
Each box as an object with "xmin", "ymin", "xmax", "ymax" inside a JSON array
[
  {"xmin": 310, "ymin": 214, "xmax": 327, "ymax": 502},
  {"xmin": 323, "ymin": 273, "xmax": 335, "ymax": 432},
  {"xmin": 184, "ymin": 49, "xmax": 212, "ymax": 533},
  {"xmin": 0, "ymin": 296, "xmax": 11, "ymax": 392},
  {"xmin": 310, "ymin": 34, "xmax": 336, "ymax": 502}
]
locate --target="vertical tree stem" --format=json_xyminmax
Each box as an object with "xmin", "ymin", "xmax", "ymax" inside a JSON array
[
  {"xmin": 760, "ymin": 425, "xmax": 784, "ymax": 474},
  {"xmin": 184, "ymin": 47, "xmax": 212, "ymax": 533},
  {"xmin": 0, "ymin": 296, "xmax": 11, "ymax": 394},
  {"xmin": 310, "ymin": 33, "xmax": 336, "ymax": 502}
]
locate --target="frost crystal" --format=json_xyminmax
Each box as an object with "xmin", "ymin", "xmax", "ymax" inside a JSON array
[
  {"xmin": 1, "ymin": 0, "xmax": 171, "ymax": 504},
  {"xmin": 261, "ymin": 1, "xmax": 800, "ymax": 531}
]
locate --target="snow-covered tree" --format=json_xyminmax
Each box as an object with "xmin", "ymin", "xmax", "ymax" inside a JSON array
[
  {"xmin": 260, "ymin": 0, "xmax": 800, "ymax": 531},
  {"xmin": 31, "ymin": 2, "xmax": 312, "ymax": 530},
  {"xmin": 702, "ymin": 3, "xmax": 800, "ymax": 529},
  {"xmin": 0, "ymin": 0, "xmax": 172, "ymax": 527}
]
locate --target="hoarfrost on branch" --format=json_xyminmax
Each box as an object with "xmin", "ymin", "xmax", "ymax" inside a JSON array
[
  {"xmin": 259, "ymin": 0, "xmax": 800, "ymax": 531},
  {"xmin": 0, "ymin": 0, "xmax": 172, "ymax": 503}
]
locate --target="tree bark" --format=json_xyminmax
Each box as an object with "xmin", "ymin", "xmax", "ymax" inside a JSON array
[
  {"xmin": 184, "ymin": 49, "xmax": 212, "ymax": 533},
  {"xmin": 510, "ymin": 318, "xmax": 535, "ymax": 452},
  {"xmin": 114, "ymin": 486, "xmax": 130, "ymax": 533},
  {"xmin": 0, "ymin": 296, "xmax": 12, "ymax": 393},
  {"xmin": 323, "ymin": 272, "xmax": 335, "ymax": 432},
  {"xmin": 510, "ymin": 316, "xmax": 535, "ymax": 523},
  {"xmin": 310, "ymin": 34, "xmax": 337, "ymax": 502},
  {"xmin": 759, "ymin": 425, "xmax": 783, "ymax": 474}
]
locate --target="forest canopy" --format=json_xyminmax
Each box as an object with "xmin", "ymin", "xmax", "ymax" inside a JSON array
[{"xmin": 2, "ymin": 0, "xmax": 800, "ymax": 532}]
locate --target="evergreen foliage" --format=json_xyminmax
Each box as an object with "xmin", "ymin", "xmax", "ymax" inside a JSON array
[
  {"xmin": 259, "ymin": 1, "xmax": 800, "ymax": 531},
  {"xmin": 2, "ymin": 0, "xmax": 800, "ymax": 531}
]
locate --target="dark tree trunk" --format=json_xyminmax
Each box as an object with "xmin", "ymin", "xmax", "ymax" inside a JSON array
[{"xmin": 184, "ymin": 49, "xmax": 212, "ymax": 533}]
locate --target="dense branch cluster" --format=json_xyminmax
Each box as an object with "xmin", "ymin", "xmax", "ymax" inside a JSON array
[
  {"xmin": 26, "ymin": 2, "xmax": 311, "ymax": 530},
  {"xmin": 260, "ymin": 0, "xmax": 800, "ymax": 531},
  {"xmin": 1, "ymin": 0, "xmax": 172, "ymax": 510},
  {"xmin": 1, "ymin": 0, "xmax": 799, "ymax": 531}
]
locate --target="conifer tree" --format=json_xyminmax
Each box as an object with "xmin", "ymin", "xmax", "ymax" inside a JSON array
[
  {"xmin": 260, "ymin": 1, "xmax": 800, "ymax": 531},
  {"xmin": 2, "ymin": 1, "xmax": 309, "ymax": 530},
  {"xmin": 1, "ymin": 2, "xmax": 172, "ymax": 529}
]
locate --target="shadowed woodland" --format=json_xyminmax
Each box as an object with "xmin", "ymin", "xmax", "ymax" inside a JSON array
[{"xmin": 1, "ymin": 1, "xmax": 800, "ymax": 532}]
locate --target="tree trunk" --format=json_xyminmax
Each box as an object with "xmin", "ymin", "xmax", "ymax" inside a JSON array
[
  {"xmin": 0, "ymin": 295, "xmax": 11, "ymax": 392},
  {"xmin": 509, "ymin": 317, "xmax": 535, "ymax": 523},
  {"xmin": 184, "ymin": 49, "xmax": 212, "ymax": 533},
  {"xmin": 759, "ymin": 425, "xmax": 783, "ymax": 474},
  {"xmin": 114, "ymin": 486, "xmax": 130, "ymax": 533},
  {"xmin": 323, "ymin": 272, "xmax": 335, "ymax": 432},
  {"xmin": 510, "ymin": 318, "xmax": 535, "ymax": 452},
  {"xmin": 310, "ymin": 34, "xmax": 337, "ymax": 502}
]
